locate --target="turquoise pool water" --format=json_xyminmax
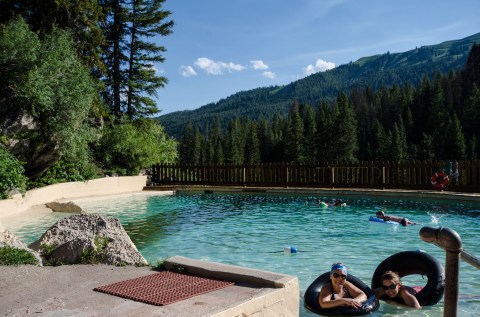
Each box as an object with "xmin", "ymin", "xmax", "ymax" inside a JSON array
[{"xmin": 10, "ymin": 192, "xmax": 480, "ymax": 316}]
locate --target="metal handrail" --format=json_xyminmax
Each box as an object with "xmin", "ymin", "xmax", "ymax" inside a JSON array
[
  {"xmin": 419, "ymin": 226, "xmax": 480, "ymax": 317},
  {"xmin": 459, "ymin": 249, "xmax": 480, "ymax": 269}
]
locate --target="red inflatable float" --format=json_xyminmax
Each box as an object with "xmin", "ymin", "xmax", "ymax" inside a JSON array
[{"xmin": 431, "ymin": 170, "xmax": 449, "ymax": 189}]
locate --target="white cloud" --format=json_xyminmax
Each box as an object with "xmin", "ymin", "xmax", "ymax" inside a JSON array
[
  {"xmin": 262, "ymin": 71, "xmax": 276, "ymax": 79},
  {"xmin": 194, "ymin": 57, "xmax": 245, "ymax": 75},
  {"xmin": 250, "ymin": 60, "xmax": 269, "ymax": 70},
  {"xmin": 303, "ymin": 59, "xmax": 335, "ymax": 76},
  {"xmin": 180, "ymin": 65, "xmax": 197, "ymax": 77}
]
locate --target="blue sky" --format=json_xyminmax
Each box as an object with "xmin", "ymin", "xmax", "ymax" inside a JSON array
[{"xmin": 155, "ymin": 0, "xmax": 480, "ymax": 115}]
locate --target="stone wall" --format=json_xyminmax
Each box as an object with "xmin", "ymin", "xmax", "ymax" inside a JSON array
[{"xmin": 0, "ymin": 176, "xmax": 147, "ymax": 219}]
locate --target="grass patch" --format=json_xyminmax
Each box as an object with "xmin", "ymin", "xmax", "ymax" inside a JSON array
[
  {"xmin": 80, "ymin": 235, "xmax": 110, "ymax": 264},
  {"xmin": 40, "ymin": 243, "xmax": 63, "ymax": 266},
  {"xmin": 0, "ymin": 247, "xmax": 39, "ymax": 265}
]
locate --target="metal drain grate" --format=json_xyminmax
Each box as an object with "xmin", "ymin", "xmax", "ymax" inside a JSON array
[{"xmin": 93, "ymin": 271, "xmax": 235, "ymax": 306}]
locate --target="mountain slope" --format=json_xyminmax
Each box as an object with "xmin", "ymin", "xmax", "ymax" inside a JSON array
[{"xmin": 158, "ymin": 32, "xmax": 480, "ymax": 138}]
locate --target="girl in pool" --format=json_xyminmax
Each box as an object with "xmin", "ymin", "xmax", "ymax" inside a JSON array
[
  {"xmin": 373, "ymin": 271, "xmax": 421, "ymax": 309},
  {"xmin": 318, "ymin": 263, "xmax": 367, "ymax": 309}
]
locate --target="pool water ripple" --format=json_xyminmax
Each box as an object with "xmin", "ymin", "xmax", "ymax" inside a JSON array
[{"xmin": 8, "ymin": 192, "xmax": 480, "ymax": 317}]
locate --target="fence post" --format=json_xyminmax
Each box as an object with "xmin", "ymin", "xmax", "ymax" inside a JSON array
[{"xmin": 331, "ymin": 167, "xmax": 335, "ymax": 187}]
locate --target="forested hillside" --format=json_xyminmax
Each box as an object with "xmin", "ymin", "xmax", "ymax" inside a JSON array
[
  {"xmin": 176, "ymin": 43, "xmax": 480, "ymax": 164},
  {"xmin": 158, "ymin": 32, "xmax": 480, "ymax": 139}
]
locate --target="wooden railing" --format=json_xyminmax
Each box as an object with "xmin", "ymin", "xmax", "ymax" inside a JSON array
[{"xmin": 149, "ymin": 160, "xmax": 480, "ymax": 192}]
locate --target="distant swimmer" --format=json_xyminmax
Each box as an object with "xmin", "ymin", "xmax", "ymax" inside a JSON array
[
  {"xmin": 319, "ymin": 199, "xmax": 346, "ymax": 207},
  {"xmin": 375, "ymin": 210, "xmax": 416, "ymax": 226}
]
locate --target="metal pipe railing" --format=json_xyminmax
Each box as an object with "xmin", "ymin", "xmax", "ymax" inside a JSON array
[{"xmin": 420, "ymin": 226, "xmax": 463, "ymax": 317}]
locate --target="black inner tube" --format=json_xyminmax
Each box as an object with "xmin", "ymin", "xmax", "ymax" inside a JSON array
[
  {"xmin": 371, "ymin": 250, "xmax": 445, "ymax": 306},
  {"xmin": 304, "ymin": 272, "xmax": 379, "ymax": 316}
]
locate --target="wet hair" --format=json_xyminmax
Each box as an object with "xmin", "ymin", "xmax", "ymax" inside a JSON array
[
  {"xmin": 381, "ymin": 271, "xmax": 402, "ymax": 286},
  {"xmin": 376, "ymin": 210, "xmax": 385, "ymax": 217}
]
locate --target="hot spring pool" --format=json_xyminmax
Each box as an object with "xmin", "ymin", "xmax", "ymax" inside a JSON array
[{"xmin": 9, "ymin": 191, "xmax": 480, "ymax": 316}]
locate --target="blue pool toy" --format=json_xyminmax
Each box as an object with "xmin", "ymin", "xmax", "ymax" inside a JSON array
[
  {"xmin": 284, "ymin": 246, "xmax": 298, "ymax": 254},
  {"xmin": 369, "ymin": 216, "xmax": 399, "ymax": 225}
]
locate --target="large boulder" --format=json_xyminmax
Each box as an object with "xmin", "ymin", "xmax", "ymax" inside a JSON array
[
  {"xmin": 29, "ymin": 214, "xmax": 147, "ymax": 266},
  {"xmin": 0, "ymin": 231, "xmax": 42, "ymax": 265}
]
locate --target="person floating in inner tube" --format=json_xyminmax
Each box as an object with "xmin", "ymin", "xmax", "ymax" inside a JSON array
[
  {"xmin": 318, "ymin": 263, "xmax": 367, "ymax": 310},
  {"xmin": 376, "ymin": 210, "xmax": 416, "ymax": 226},
  {"xmin": 373, "ymin": 271, "xmax": 421, "ymax": 309}
]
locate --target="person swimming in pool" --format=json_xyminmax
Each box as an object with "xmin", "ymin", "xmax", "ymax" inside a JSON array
[
  {"xmin": 375, "ymin": 210, "xmax": 415, "ymax": 226},
  {"xmin": 318, "ymin": 263, "xmax": 367, "ymax": 309},
  {"xmin": 319, "ymin": 199, "xmax": 346, "ymax": 207},
  {"xmin": 330, "ymin": 199, "xmax": 346, "ymax": 207},
  {"xmin": 373, "ymin": 270, "xmax": 421, "ymax": 309}
]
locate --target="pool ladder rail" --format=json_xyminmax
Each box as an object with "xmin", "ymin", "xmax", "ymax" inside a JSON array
[{"xmin": 420, "ymin": 226, "xmax": 480, "ymax": 317}]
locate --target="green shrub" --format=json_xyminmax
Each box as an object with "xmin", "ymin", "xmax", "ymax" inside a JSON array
[
  {"xmin": 0, "ymin": 247, "xmax": 39, "ymax": 265},
  {"xmin": 28, "ymin": 159, "xmax": 98, "ymax": 189},
  {"xmin": 94, "ymin": 119, "xmax": 178, "ymax": 176},
  {"xmin": 40, "ymin": 243, "xmax": 63, "ymax": 266},
  {"xmin": 80, "ymin": 235, "xmax": 110, "ymax": 264},
  {"xmin": 0, "ymin": 145, "xmax": 28, "ymax": 199}
]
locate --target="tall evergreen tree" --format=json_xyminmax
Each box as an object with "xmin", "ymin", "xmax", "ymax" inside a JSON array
[
  {"xmin": 225, "ymin": 118, "xmax": 244, "ymax": 164},
  {"xmin": 315, "ymin": 101, "xmax": 335, "ymax": 161},
  {"xmin": 388, "ymin": 122, "xmax": 407, "ymax": 160},
  {"xmin": 331, "ymin": 92, "xmax": 358, "ymax": 161},
  {"xmin": 180, "ymin": 121, "xmax": 194, "ymax": 164},
  {"xmin": 417, "ymin": 133, "xmax": 435, "ymax": 160},
  {"xmin": 100, "ymin": 0, "xmax": 172, "ymax": 119},
  {"xmin": 370, "ymin": 120, "xmax": 387, "ymax": 160},
  {"xmin": 284, "ymin": 103, "xmax": 304, "ymax": 163},
  {"xmin": 244, "ymin": 121, "xmax": 261, "ymax": 164},
  {"xmin": 444, "ymin": 114, "xmax": 466, "ymax": 159},
  {"xmin": 100, "ymin": 0, "xmax": 129, "ymax": 118},
  {"xmin": 467, "ymin": 135, "xmax": 477, "ymax": 160},
  {"xmin": 126, "ymin": 0, "xmax": 173, "ymax": 118},
  {"xmin": 303, "ymin": 105, "xmax": 317, "ymax": 162}
]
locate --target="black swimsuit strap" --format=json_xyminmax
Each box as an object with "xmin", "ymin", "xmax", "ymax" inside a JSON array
[{"xmin": 331, "ymin": 285, "xmax": 352, "ymax": 300}]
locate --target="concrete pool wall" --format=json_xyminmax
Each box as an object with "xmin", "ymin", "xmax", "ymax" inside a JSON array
[{"xmin": 0, "ymin": 175, "xmax": 148, "ymax": 220}]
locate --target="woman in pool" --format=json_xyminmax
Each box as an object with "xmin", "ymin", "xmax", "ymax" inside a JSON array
[
  {"xmin": 373, "ymin": 271, "xmax": 421, "ymax": 309},
  {"xmin": 318, "ymin": 263, "xmax": 367, "ymax": 309}
]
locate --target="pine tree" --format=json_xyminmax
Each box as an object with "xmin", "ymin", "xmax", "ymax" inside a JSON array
[
  {"xmin": 302, "ymin": 105, "xmax": 317, "ymax": 162},
  {"xmin": 444, "ymin": 114, "xmax": 466, "ymax": 160},
  {"xmin": 417, "ymin": 133, "xmax": 435, "ymax": 160},
  {"xmin": 244, "ymin": 121, "xmax": 261, "ymax": 164},
  {"xmin": 180, "ymin": 121, "xmax": 194, "ymax": 164},
  {"xmin": 388, "ymin": 121, "xmax": 407, "ymax": 160},
  {"xmin": 126, "ymin": 0, "xmax": 173, "ymax": 118},
  {"xmin": 370, "ymin": 120, "xmax": 387, "ymax": 160},
  {"xmin": 100, "ymin": 0, "xmax": 173, "ymax": 119},
  {"xmin": 331, "ymin": 92, "xmax": 358, "ymax": 161},
  {"xmin": 315, "ymin": 101, "xmax": 337, "ymax": 161},
  {"xmin": 284, "ymin": 103, "xmax": 304, "ymax": 163},
  {"xmin": 225, "ymin": 118, "xmax": 245, "ymax": 164},
  {"xmin": 467, "ymin": 135, "xmax": 477, "ymax": 160},
  {"xmin": 193, "ymin": 125, "xmax": 203, "ymax": 164}
]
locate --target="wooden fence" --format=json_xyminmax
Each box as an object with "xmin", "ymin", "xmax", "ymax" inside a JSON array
[{"xmin": 149, "ymin": 160, "xmax": 480, "ymax": 192}]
